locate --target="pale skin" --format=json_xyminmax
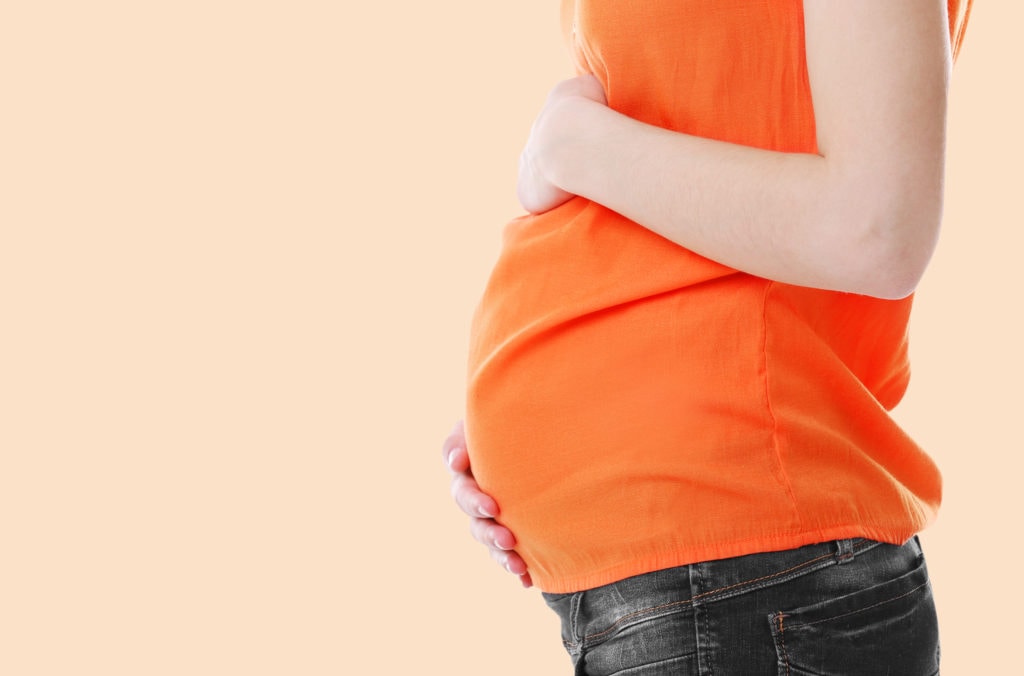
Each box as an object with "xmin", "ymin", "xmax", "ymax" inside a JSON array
[{"xmin": 445, "ymin": 0, "xmax": 953, "ymax": 587}]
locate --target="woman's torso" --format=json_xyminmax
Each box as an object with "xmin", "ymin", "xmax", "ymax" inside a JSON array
[{"xmin": 464, "ymin": 0, "xmax": 972, "ymax": 593}]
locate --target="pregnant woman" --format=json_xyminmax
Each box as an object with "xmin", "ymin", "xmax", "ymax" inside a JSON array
[{"xmin": 443, "ymin": 1, "xmax": 974, "ymax": 673}]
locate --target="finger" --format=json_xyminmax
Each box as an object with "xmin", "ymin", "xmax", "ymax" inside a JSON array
[
  {"xmin": 469, "ymin": 516, "xmax": 517, "ymax": 551},
  {"xmin": 450, "ymin": 472, "xmax": 500, "ymax": 519},
  {"xmin": 503, "ymin": 550, "xmax": 530, "ymax": 577},
  {"xmin": 446, "ymin": 444, "xmax": 471, "ymax": 475},
  {"xmin": 520, "ymin": 571, "xmax": 533, "ymax": 588},
  {"xmin": 488, "ymin": 547, "xmax": 530, "ymax": 577},
  {"xmin": 441, "ymin": 419, "xmax": 471, "ymax": 473}
]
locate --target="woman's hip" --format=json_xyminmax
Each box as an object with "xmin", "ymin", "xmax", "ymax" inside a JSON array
[{"xmin": 541, "ymin": 536, "xmax": 939, "ymax": 676}]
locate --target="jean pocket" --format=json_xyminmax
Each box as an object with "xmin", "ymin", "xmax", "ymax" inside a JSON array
[{"xmin": 768, "ymin": 556, "xmax": 939, "ymax": 676}]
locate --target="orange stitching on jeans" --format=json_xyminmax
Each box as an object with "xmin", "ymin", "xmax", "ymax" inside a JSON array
[
  {"xmin": 582, "ymin": 597, "xmax": 695, "ymax": 643},
  {"xmin": 690, "ymin": 552, "xmax": 834, "ymax": 602},
  {"xmin": 795, "ymin": 581, "xmax": 931, "ymax": 628},
  {"xmin": 777, "ymin": 614, "xmax": 791, "ymax": 676},
  {"xmin": 582, "ymin": 551, "xmax": 837, "ymax": 642}
]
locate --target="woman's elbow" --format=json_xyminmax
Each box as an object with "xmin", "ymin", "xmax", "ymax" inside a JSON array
[
  {"xmin": 862, "ymin": 261, "xmax": 927, "ymax": 301},
  {"xmin": 847, "ymin": 198, "xmax": 942, "ymax": 300}
]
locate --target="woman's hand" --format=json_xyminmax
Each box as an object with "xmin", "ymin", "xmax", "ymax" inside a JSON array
[
  {"xmin": 517, "ymin": 74, "xmax": 608, "ymax": 214},
  {"xmin": 442, "ymin": 419, "xmax": 533, "ymax": 588}
]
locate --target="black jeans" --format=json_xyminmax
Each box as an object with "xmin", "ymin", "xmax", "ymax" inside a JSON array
[{"xmin": 542, "ymin": 536, "xmax": 939, "ymax": 675}]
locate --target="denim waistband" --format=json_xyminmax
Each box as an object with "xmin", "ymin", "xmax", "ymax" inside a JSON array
[{"xmin": 541, "ymin": 536, "xmax": 924, "ymax": 649}]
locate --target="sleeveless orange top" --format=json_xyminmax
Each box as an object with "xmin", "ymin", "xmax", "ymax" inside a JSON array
[{"xmin": 464, "ymin": 0, "xmax": 974, "ymax": 594}]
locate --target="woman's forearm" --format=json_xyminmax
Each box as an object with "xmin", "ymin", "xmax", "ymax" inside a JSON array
[
  {"xmin": 519, "ymin": 2, "xmax": 950, "ymax": 298},
  {"xmin": 539, "ymin": 98, "xmax": 939, "ymax": 300}
]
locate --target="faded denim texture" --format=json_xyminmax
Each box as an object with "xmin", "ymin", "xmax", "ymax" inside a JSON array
[{"xmin": 542, "ymin": 537, "xmax": 939, "ymax": 675}]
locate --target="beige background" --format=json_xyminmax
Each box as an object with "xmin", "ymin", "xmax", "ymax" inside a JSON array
[{"xmin": 1, "ymin": 2, "xmax": 1017, "ymax": 673}]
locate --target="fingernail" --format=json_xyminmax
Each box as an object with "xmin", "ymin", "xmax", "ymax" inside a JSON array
[
  {"xmin": 477, "ymin": 505, "xmax": 495, "ymax": 518},
  {"xmin": 494, "ymin": 539, "xmax": 509, "ymax": 550}
]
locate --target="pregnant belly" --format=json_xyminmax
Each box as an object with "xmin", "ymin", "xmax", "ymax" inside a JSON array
[{"xmin": 464, "ymin": 248, "xmax": 792, "ymax": 586}]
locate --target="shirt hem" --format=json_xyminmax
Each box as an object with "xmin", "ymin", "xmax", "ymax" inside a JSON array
[{"xmin": 532, "ymin": 522, "xmax": 928, "ymax": 594}]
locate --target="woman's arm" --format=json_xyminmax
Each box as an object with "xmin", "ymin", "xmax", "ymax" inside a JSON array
[{"xmin": 529, "ymin": 0, "xmax": 952, "ymax": 299}]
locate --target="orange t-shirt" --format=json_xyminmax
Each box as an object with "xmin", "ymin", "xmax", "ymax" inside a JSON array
[{"xmin": 464, "ymin": 0, "xmax": 973, "ymax": 594}]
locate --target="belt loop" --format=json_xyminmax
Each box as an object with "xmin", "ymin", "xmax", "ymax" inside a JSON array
[
  {"xmin": 835, "ymin": 538, "xmax": 856, "ymax": 565},
  {"xmin": 569, "ymin": 591, "xmax": 585, "ymax": 646}
]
